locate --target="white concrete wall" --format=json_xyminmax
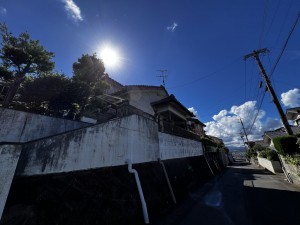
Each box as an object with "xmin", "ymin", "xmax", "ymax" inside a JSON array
[
  {"xmin": 128, "ymin": 90, "xmax": 168, "ymax": 116},
  {"xmin": 0, "ymin": 108, "xmax": 89, "ymax": 143},
  {"xmin": 16, "ymin": 115, "xmax": 160, "ymax": 176},
  {"xmin": 0, "ymin": 144, "xmax": 22, "ymax": 219},
  {"xmin": 257, "ymin": 157, "xmax": 282, "ymax": 174},
  {"xmin": 14, "ymin": 116, "xmax": 205, "ymax": 176},
  {"xmin": 158, "ymin": 132, "xmax": 203, "ymax": 160}
]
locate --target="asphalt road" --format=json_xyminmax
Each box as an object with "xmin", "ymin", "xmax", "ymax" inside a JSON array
[{"xmin": 154, "ymin": 161, "xmax": 300, "ymax": 225}]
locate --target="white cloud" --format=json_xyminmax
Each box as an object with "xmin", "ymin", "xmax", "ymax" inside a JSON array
[
  {"xmin": 188, "ymin": 107, "xmax": 198, "ymax": 118},
  {"xmin": 0, "ymin": 7, "xmax": 7, "ymax": 16},
  {"xmin": 281, "ymin": 88, "xmax": 300, "ymax": 108},
  {"xmin": 167, "ymin": 22, "xmax": 178, "ymax": 32},
  {"xmin": 205, "ymin": 101, "xmax": 281, "ymax": 149},
  {"xmin": 62, "ymin": 0, "xmax": 83, "ymax": 22}
]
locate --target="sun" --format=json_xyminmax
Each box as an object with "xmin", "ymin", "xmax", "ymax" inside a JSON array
[{"xmin": 99, "ymin": 45, "xmax": 121, "ymax": 69}]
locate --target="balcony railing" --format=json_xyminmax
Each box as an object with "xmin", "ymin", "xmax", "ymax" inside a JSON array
[{"xmin": 159, "ymin": 121, "xmax": 201, "ymax": 141}]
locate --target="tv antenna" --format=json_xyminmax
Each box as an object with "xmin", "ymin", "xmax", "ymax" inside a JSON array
[{"xmin": 157, "ymin": 69, "xmax": 168, "ymax": 87}]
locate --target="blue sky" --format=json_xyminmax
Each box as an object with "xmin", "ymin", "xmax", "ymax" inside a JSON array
[{"xmin": 1, "ymin": 0, "xmax": 300, "ymax": 148}]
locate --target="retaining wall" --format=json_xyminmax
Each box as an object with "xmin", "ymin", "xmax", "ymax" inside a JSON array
[
  {"xmin": 0, "ymin": 108, "xmax": 89, "ymax": 143},
  {"xmin": 0, "ymin": 144, "xmax": 22, "ymax": 220},
  {"xmin": 257, "ymin": 157, "xmax": 282, "ymax": 174}
]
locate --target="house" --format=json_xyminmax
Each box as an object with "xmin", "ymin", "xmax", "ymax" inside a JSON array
[
  {"xmin": 187, "ymin": 117, "xmax": 206, "ymax": 137},
  {"xmin": 113, "ymin": 85, "xmax": 169, "ymax": 116},
  {"xmin": 263, "ymin": 126, "xmax": 300, "ymax": 148},
  {"xmin": 286, "ymin": 107, "xmax": 300, "ymax": 126},
  {"xmin": 98, "ymin": 75, "xmax": 207, "ymax": 139},
  {"xmin": 101, "ymin": 74, "xmax": 124, "ymax": 94}
]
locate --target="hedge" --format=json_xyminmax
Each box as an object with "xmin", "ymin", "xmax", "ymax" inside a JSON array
[
  {"xmin": 258, "ymin": 149, "xmax": 279, "ymax": 161},
  {"xmin": 273, "ymin": 135, "xmax": 299, "ymax": 156}
]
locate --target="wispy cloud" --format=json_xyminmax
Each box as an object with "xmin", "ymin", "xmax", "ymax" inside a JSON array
[
  {"xmin": 167, "ymin": 22, "xmax": 178, "ymax": 32},
  {"xmin": 205, "ymin": 101, "xmax": 281, "ymax": 148},
  {"xmin": 281, "ymin": 88, "xmax": 300, "ymax": 108},
  {"xmin": 62, "ymin": 0, "xmax": 83, "ymax": 22},
  {"xmin": 0, "ymin": 7, "xmax": 7, "ymax": 17}
]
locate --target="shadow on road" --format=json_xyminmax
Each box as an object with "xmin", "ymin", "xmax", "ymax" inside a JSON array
[
  {"xmin": 245, "ymin": 185, "xmax": 300, "ymax": 225},
  {"xmin": 154, "ymin": 162, "xmax": 300, "ymax": 225}
]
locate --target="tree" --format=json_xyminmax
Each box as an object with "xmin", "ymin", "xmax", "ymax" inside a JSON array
[
  {"xmin": 19, "ymin": 73, "xmax": 91, "ymax": 117},
  {"xmin": 72, "ymin": 53, "xmax": 105, "ymax": 85},
  {"xmin": 72, "ymin": 54, "xmax": 109, "ymax": 116},
  {"xmin": 0, "ymin": 23, "xmax": 54, "ymax": 106}
]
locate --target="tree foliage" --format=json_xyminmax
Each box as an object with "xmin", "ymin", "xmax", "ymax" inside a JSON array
[
  {"xmin": 19, "ymin": 53, "xmax": 110, "ymax": 119},
  {"xmin": 19, "ymin": 73, "xmax": 90, "ymax": 117},
  {"xmin": 273, "ymin": 135, "xmax": 299, "ymax": 156},
  {"xmin": 72, "ymin": 54, "xmax": 105, "ymax": 85},
  {"xmin": 0, "ymin": 23, "xmax": 54, "ymax": 105}
]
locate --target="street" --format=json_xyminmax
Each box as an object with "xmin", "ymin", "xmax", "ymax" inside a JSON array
[{"xmin": 154, "ymin": 161, "xmax": 300, "ymax": 225}]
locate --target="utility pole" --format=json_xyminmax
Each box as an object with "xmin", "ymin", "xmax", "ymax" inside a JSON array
[
  {"xmin": 157, "ymin": 69, "xmax": 168, "ymax": 87},
  {"xmin": 244, "ymin": 48, "xmax": 293, "ymax": 135},
  {"xmin": 239, "ymin": 117, "xmax": 250, "ymax": 144}
]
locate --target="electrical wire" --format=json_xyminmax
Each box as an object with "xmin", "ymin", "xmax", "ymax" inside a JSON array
[
  {"xmin": 258, "ymin": 0, "xmax": 270, "ymax": 48},
  {"xmin": 272, "ymin": 0, "xmax": 294, "ymax": 48},
  {"xmin": 269, "ymin": 11, "xmax": 300, "ymax": 79},
  {"xmin": 167, "ymin": 57, "xmax": 240, "ymax": 90},
  {"xmin": 247, "ymin": 12, "xmax": 300, "ymax": 134}
]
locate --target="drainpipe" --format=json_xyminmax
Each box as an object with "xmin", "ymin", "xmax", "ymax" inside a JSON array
[
  {"xmin": 126, "ymin": 159, "xmax": 149, "ymax": 224},
  {"xmin": 158, "ymin": 158, "xmax": 177, "ymax": 204}
]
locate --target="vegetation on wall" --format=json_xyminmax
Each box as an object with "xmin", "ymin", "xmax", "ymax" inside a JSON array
[
  {"xmin": 200, "ymin": 136, "xmax": 228, "ymax": 153},
  {"xmin": 284, "ymin": 154, "xmax": 300, "ymax": 166},
  {"xmin": 258, "ymin": 148, "xmax": 279, "ymax": 161},
  {"xmin": 245, "ymin": 148, "xmax": 258, "ymax": 161}
]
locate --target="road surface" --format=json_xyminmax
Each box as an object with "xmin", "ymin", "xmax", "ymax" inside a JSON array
[{"xmin": 154, "ymin": 161, "xmax": 300, "ymax": 225}]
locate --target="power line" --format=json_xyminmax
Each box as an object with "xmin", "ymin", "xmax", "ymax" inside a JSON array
[
  {"xmin": 168, "ymin": 57, "xmax": 240, "ymax": 90},
  {"xmin": 269, "ymin": 11, "xmax": 300, "ymax": 79},
  {"xmin": 246, "ymin": 11, "xmax": 300, "ymax": 134}
]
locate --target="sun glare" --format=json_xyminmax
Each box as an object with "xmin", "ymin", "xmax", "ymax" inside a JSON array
[{"xmin": 99, "ymin": 45, "xmax": 121, "ymax": 69}]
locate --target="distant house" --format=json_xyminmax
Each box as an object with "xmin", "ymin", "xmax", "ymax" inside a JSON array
[
  {"xmin": 286, "ymin": 107, "xmax": 300, "ymax": 127},
  {"xmin": 263, "ymin": 126, "xmax": 300, "ymax": 148},
  {"xmin": 248, "ymin": 140, "xmax": 269, "ymax": 148}
]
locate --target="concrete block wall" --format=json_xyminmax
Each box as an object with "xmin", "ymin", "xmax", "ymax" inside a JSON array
[
  {"xmin": 0, "ymin": 144, "xmax": 22, "ymax": 219},
  {"xmin": 257, "ymin": 157, "xmax": 282, "ymax": 174},
  {"xmin": 0, "ymin": 108, "xmax": 89, "ymax": 143},
  {"xmin": 16, "ymin": 115, "xmax": 160, "ymax": 176},
  {"xmin": 158, "ymin": 132, "xmax": 203, "ymax": 160},
  {"xmin": 15, "ymin": 115, "xmax": 205, "ymax": 177}
]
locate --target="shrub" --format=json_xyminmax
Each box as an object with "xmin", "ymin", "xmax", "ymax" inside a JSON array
[
  {"xmin": 201, "ymin": 137, "xmax": 217, "ymax": 152},
  {"xmin": 284, "ymin": 154, "xmax": 300, "ymax": 166},
  {"xmin": 273, "ymin": 136, "xmax": 299, "ymax": 156},
  {"xmin": 259, "ymin": 149, "xmax": 279, "ymax": 161},
  {"xmin": 252, "ymin": 143, "xmax": 266, "ymax": 152},
  {"xmin": 245, "ymin": 148, "xmax": 257, "ymax": 160}
]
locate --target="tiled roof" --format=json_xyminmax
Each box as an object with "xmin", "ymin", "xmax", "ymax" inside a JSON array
[
  {"xmin": 151, "ymin": 94, "xmax": 194, "ymax": 117},
  {"xmin": 264, "ymin": 126, "xmax": 300, "ymax": 140},
  {"xmin": 286, "ymin": 107, "xmax": 300, "ymax": 112},
  {"xmin": 286, "ymin": 107, "xmax": 300, "ymax": 120},
  {"xmin": 113, "ymin": 85, "xmax": 169, "ymax": 96},
  {"xmin": 101, "ymin": 74, "xmax": 124, "ymax": 88},
  {"xmin": 187, "ymin": 117, "xmax": 206, "ymax": 127}
]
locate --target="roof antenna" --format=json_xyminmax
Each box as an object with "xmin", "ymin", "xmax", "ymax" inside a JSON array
[{"xmin": 157, "ymin": 69, "xmax": 168, "ymax": 87}]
